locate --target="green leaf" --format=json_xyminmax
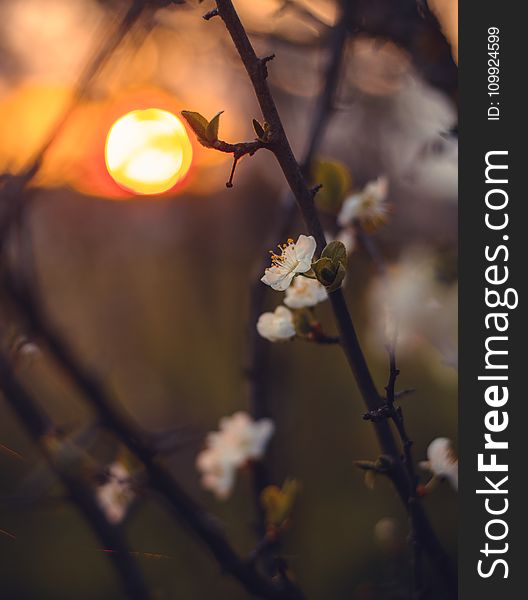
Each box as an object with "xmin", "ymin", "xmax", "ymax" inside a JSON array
[
  {"xmin": 261, "ymin": 479, "xmax": 300, "ymax": 528},
  {"xmin": 311, "ymin": 159, "xmax": 352, "ymax": 214},
  {"xmin": 311, "ymin": 257, "xmax": 335, "ymax": 287},
  {"xmin": 181, "ymin": 110, "xmax": 209, "ymax": 141},
  {"xmin": 252, "ymin": 118, "xmax": 266, "ymax": 140},
  {"xmin": 322, "ymin": 240, "xmax": 347, "ymax": 268},
  {"xmin": 312, "ymin": 256, "xmax": 346, "ymax": 292},
  {"xmin": 206, "ymin": 111, "xmax": 224, "ymax": 143}
]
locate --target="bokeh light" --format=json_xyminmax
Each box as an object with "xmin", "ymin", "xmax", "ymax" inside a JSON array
[{"xmin": 105, "ymin": 108, "xmax": 193, "ymax": 195}]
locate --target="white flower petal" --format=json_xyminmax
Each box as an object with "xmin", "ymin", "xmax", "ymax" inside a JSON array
[
  {"xmin": 293, "ymin": 235, "xmax": 317, "ymax": 272},
  {"xmin": 338, "ymin": 194, "xmax": 361, "ymax": 226},
  {"xmin": 261, "ymin": 267, "xmax": 295, "ymax": 292},
  {"xmin": 96, "ymin": 462, "xmax": 134, "ymax": 524},
  {"xmin": 421, "ymin": 437, "xmax": 458, "ymax": 491},
  {"xmin": 196, "ymin": 412, "xmax": 275, "ymax": 499},
  {"xmin": 284, "ymin": 276, "xmax": 328, "ymax": 309}
]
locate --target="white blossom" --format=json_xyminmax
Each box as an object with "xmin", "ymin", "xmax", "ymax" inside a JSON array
[
  {"xmin": 196, "ymin": 448, "xmax": 235, "ymax": 501},
  {"xmin": 96, "ymin": 462, "xmax": 134, "ymax": 524},
  {"xmin": 368, "ymin": 249, "xmax": 457, "ymax": 364},
  {"xmin": 257, "ymin": 305, "xmax": 296, "ymax": 342},
  {"xmin": 338, "ymin": 176, "xmax": 389, "ymax": 230},
  {"xmin": 284, "ymin": 276, "xmax": 327, "ymax": 309},
  {"xmin": 196, "ymin": 412, "xmax": 274, "ymax": 499},
  {"xmin": 261, "ymin": 235, "xmax": 316, "ymax": 291},
  {"xmin": 420, "ymin": 437, "xmax": 458, "ymax": 491}
]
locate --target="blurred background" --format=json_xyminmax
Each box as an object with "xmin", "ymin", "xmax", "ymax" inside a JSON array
[{"xmin": 0, "ymin": 0, "xmax": 457, "ymax": 598}]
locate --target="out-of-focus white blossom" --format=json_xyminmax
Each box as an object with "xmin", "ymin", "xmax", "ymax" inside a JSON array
[
  {"xmin": 18, "ymin": 341, "xmax": 40, "ymax": 357},
  {"xmin": 368, "ymin": 249, "xmax": 457, "ymax": 366},
  {"xmin": 374, "ymin": 517, "xmax": 401, "ymax": 549},
  {"xmin": 284, "ymin": 276, "xmax": 327, "ymax": 309},
  {"xmin": 257, "ymin": 305, "xmax": 296, "ymax": 342},
  {"xmin": 261, "ymin": 235, "xmax": 316, "ymax": 291},
  {"xmin": 420, "ymin": 437, "xmax": 458, "ymax": 491},
  {"xmin": 196, "ymin": 412, "xmax": 274, "ymax": 499},
  {"xmin": 195, "ymin": 447, "xmax": 235, "ymax": 501},
  {"xmin": 338, "ymin": 176, "xmax": 389, "ymax": 230},
  {"xmin": 96, "ymin": 462, "xmax": 134, "ymax": 525}
]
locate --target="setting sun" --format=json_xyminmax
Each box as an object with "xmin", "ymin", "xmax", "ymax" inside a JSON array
[{"xmin": 105, "ymin": 108, "xmax": 193, "ymax": 195}]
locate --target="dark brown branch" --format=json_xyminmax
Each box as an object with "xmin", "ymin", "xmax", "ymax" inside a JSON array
[
  {"xmin": 357, "ymin": 207, "xmax": 425, "ymax": 594},
  {"xmin": 208, "ymin": 139, "xmax": 267, "ymax": 187},
  {"xmin": 308, "ymin": 333, "xmax": 341, "ymax": 345},
  {"xmin": 0, "ymin": 353, "xmax": 151, "ymax": 600},
  {"xmin": 210, "ymin": 139, "xmax": 265, "ymax": 157},
  {"xmin": 2, "ymin": 272, "xmax": 303, "ymax": 600},
  {"xmin": 211, "ymin": 1, "xmax": 457, "ymax": 596},
  {"xmin": 193, "ymin": 137, "xmax": 268, "ymax": 187},
  {"xmin": 384, "ymin": 346, "xmax": 424, "ymax": 598}
]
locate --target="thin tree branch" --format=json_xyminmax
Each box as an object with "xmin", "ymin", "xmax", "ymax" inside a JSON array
[
  {"xmin": 0, "ymin": 353, "xmax": 151, "ymax": 600},
  {"xmin": 209, "ymin": 2, "xmax": 457, "ymax": 596},
  {"xmin": 384, "ymin": 346, "xmax": 424, "ymax": 599}
]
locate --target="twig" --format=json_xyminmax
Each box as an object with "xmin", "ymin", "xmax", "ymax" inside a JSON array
[
  {"xmin": 207, "ymin": 139, "xmax": 266, "ymax": 187},
  {"xmin": 209, "ymin": 1, "xmax": 457, "ymax": 596},
  {"xmin": 383, "ymin": 346, "xmax": 424, "ymax": 598},
  {"xmin": 0, "ymin": 353, "xmax": 151, "ymax": 600}
]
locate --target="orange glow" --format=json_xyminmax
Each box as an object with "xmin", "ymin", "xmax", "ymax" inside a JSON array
[{"xmin": 105, "ymin": 108, "xmax": 193, "ymax": 195}]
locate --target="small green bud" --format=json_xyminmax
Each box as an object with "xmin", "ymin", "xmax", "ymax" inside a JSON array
[
  {"xmin": 311, "ymin": 257, "xmax": 335, "ymax": 286},
  {"xmin": 322, "ymin": 240, "xmax": 348, "ymax": 268},
  {"xmin": 261, "ymin": 479, "xmax": 300, "ymax": 529}
]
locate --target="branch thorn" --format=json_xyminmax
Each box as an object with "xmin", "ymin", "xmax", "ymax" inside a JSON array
[
  {"xmin": 203, "ymin": 8, "xmax": 219, "ymax": 21},
  {"xmin": 259, "ymin": 54, "xmax": 276, "ymax": 78}
]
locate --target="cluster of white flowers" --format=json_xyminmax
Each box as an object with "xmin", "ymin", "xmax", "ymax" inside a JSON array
[
  {"xmin": 196, "ymin": 412, "xmax": 274, "ymax": 499},
  {"xmin": 420, "ymin": 437, "xmax": 458, "ymax": 491},
  {"xmin": 338, "ymin": 176, "xmax": 389, "ymax": 231},
  {"xmin": 96, "ymin": 462, "xmax": 135, "ymax": 524},
  {"xmin": 258, "ymin": 235, "xmax": 328, "ymax": 342}
]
